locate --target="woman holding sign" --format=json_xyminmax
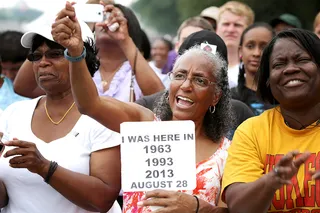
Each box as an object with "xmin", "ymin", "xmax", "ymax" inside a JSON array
[{"xmin": 52, "ymin": 2, "xmax": 232, "ymax": 213}]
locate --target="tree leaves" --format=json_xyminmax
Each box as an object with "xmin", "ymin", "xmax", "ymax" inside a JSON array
[{"xmin": 132, "ymin": 0, "xmax": 320, "ymax": 35}]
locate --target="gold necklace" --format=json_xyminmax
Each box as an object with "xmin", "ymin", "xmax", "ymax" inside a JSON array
[
  {"xmin": 44, "ymin": 101, "xmax": 75, "ymax": 125},
  {"xmin": 100, "ymin": 63, "xmax": 124, "ymax": 92}
]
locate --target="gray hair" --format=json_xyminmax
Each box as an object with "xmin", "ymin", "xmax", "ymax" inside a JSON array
[
  {"xmin": 154, "ymin": 45, "xmax": 234, "ymax": 143},
  {"xmin": 173, "ymin": 45, "xmax": 227, "ymax": 94}
]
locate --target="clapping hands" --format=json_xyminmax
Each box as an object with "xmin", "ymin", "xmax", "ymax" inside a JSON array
[{"xmin": 272, "ymin": 150, "xmax": 310, "ymax": 188}]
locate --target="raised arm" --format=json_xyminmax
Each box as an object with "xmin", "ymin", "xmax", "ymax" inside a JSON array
[
  {"xmin": 100, "ymin": 4, "xmax": 165, "ymax": 95},
  {"xmin": 119, "ymin": 35, "xmax": 165, "ymax": 95},
  {"xmin": 13, "ymin": 60, "xmax": 45, "ymax": 98},
  {"xmin": 51, "ymin": 2, "xmax": 154, "ymax": 132}
]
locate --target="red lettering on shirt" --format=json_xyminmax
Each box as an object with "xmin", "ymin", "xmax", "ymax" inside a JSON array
[
  {"xmin": 265, "ymin": 153, "xmax": 320, "ymax": 211},
  {"xmin": 303, "ymin": 154, "xmax": 315, "ymax": 207}
]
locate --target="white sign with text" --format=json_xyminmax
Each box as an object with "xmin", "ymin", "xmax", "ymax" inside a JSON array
[{"xmin": 121, "ymin": 120, "xmax": 196, "ymax": 192}]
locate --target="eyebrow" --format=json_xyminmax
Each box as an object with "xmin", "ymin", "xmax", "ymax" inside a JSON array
[
  {"xmin": 271, "ymin": 51, "xmax": 309, "ymax": 62},
  {"xmin": 174, "ymin": 69, "xmax": 188, "ymax": 73},
  {"xmin": 245, "ymin": 40, "xmax": 269, "ymax": 45},
  {"xmin": 192, "ymin": 72, "xmax": 207, "ymax": 77}
]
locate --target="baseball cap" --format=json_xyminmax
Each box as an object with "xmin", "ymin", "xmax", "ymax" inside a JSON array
[
  {"xmin": 270, "ymin": 13, "xmax": 302, "ymax": 29},
  {"xmin": 200, "ymin": 6, "xmax": 219, "ymax": 21},
  {"xmin": 178, "ymin": 30, "xmax": 228, "ymax": 64},
  {"xmin": 21, "ymin": 19, "xmax": 94, "ymax": 48}
]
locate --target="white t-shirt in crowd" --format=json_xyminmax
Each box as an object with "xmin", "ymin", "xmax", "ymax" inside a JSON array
[
  {"xmin": 228, "ymin": 64, "xmax": 240, "ymax": 88},
  {"xmin": 0, "ymin": 97, "xmax": 122, "ymax": 213},
  {"xmin": 148, "ymin": 61, "xmax": 171, "ymax": 88}
]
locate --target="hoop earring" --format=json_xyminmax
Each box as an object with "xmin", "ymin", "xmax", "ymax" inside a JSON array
[{"xmin": 209, "ymin": 106, "xmax": 216, "ymax": 114}]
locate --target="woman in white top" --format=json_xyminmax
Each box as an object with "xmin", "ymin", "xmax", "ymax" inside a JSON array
[
  {"xmin": 149, "ymin": 38, "xmax": 173, "ymax": 88},
  {"xmin": 0, "ymin": 19, "xmax": 121, "ymax": 213}
]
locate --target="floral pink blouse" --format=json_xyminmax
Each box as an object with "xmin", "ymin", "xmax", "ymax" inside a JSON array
[{"xmin": 122, "ymin": 137, "xmax": 231, "ymax": 213}]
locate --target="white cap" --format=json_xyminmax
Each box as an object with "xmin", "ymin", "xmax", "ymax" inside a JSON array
[
  {"xmin": 200, "ymin": 6, "xmax": 220, "ymax": 21},
  {"xmin": 21, "ymin": 19, "xmax": 94, "ymax": 48}
]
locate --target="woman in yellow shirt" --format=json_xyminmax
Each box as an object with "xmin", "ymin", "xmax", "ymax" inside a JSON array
[{"xmin": 222, "ymin": 28, "xmax": 320, "ymax": 213}]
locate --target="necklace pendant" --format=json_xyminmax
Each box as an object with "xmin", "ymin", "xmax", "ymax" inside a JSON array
[{"xmin": 101, "ymin": 80, "xmax": 108, "ymax": 92}]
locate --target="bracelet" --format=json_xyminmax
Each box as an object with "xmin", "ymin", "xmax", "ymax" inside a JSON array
[
  {"xmin": 64, "ymin": 46, "xmax": 86, "ymax": 62},
  {"xmin": 193, "ymin": 195, "xmax": 199, "ymax": 213},
  {"xmin": 44, "ymin": 161, "xmax": 58, "ymax": 184}
]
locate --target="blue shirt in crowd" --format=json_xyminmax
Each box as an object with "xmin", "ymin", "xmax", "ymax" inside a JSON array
[{"xmin": 0, "ymin": 76, "xmax": 29, "ymax": 110}]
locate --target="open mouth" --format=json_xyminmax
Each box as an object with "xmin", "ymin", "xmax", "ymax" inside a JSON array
[{"xmin": 176, "ymin": 96, "xmax": 194, "ymax": 108}]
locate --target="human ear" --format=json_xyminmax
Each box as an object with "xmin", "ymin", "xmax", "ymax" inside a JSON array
[{"xmin": 211, "ymin": 90, "xmax": 222, "ymax": 107}]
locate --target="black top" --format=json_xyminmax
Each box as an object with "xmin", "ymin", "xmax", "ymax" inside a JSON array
[{"xmin": 231, "ymin": 86, "xmax": 274, "ymax": 116}]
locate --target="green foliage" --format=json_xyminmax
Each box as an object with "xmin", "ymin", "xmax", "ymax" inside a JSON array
[
  {"xmin": 132, "ymin": 0, "xmax": 180, "ymax": 35},
  {"xmin": 132, "ymin": 0, "xmax": 320, "ymax": 35},
  {"xmin": 0, "ymin": 8, "xmax": 42, "ymax": 22}
]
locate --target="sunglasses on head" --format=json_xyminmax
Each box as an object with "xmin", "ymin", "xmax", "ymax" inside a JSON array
[{"xmin": 27, "ymin": 49, "xmax": 64, "ymax": 62}]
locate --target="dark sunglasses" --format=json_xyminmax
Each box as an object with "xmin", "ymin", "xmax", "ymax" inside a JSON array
[{"xmin": 27, "ymin": 49, "xmax": 64, "ymax": 62}]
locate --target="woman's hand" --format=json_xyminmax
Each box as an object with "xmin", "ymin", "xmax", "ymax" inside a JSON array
[
  {"xmin": 138, "ymin": 189, "xmax": 197, "ymax": 213},
  {"xmin": 3, "ymin": 139, "xmax": 50, "ymax": 176},
  {"xmin": 272, "ymin": 150, "xmax": 310, "ymax": 188},
  {"xmin": 52, "ymin": 1, "xmax": 83, "ymax": 54},
  {"xmin": 96, "ymin": 3, "xmax": 130, "ymax": 45}
]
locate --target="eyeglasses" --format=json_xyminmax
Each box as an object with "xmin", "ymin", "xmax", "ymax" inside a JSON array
[
  {"xmin": 168, "ymin": 72, "xmax": 216, "ymax": 88},
  {"xmin": 27, "ymin": 49, "xmax": 64, "ymax": 62}
]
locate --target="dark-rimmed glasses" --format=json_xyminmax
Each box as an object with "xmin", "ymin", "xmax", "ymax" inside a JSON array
[
  {"xmin": 168, "ymin": 71, "xmax": 216, "ymax": 88},
  {"xmin": 27, "ymin": 49, "xmax": 64, "ymax": 62}
]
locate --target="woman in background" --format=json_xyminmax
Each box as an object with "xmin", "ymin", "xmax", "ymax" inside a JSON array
[
  {"xmin": 149, "ymin": 37, "xmax": 173, "ymax": 88},
  {"xmin": 13, "ymin": 4, "xmax": 164, "ymax": 101},
  {"xmin": 231, "ymin": 23, "xmax": 274, "ymax": 115}
]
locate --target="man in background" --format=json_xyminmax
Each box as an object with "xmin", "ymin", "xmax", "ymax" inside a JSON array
[
  {"xmin": 200, "ymin": 6, "xmax": 220, "ymax": 31},
  {"xmin": 270, "ymin": 13, "xmax": 302, "ymax": 34},
  {"xmin": 216, "ymin": 1, "xmax": 254, "ymax": 88},
  {"xmin": 162, "ymin": 16, "xmax": 213, "ymax": 74}
]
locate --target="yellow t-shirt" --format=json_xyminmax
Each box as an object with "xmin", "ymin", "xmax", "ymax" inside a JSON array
[{"xmin": 222, "ymin": 107, "xmax": 320, "ymax": 212}]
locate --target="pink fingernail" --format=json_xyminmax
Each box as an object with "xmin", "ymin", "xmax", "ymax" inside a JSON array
[{"xmin": 137, "ymin": 201, "xmax": 143, "ymax": 206}]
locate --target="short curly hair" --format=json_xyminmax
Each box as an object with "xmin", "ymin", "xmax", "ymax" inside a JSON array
[
  {"xmin": 31, "ymin": 35, "xmax": 99, "ymax": 76},
  {"xmin": 153, "ymin": 45, "xmax": 234, "ymax": 142}
]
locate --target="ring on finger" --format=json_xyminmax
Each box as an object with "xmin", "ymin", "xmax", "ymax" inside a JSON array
[{"xmin": 274, "ymin": 167, "xmax": 279, "ymax": 176}]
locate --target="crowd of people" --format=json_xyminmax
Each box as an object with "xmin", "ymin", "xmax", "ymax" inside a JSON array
[{"xmin": 0, "ymin": 0, "xmax": 319, "ymax": 212}]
